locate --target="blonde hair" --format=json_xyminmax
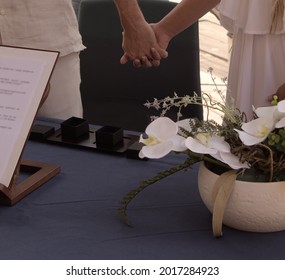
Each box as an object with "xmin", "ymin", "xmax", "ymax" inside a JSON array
[{"xmin": 271, "ymin": 0, "xmax": 284, "ymax": 32}]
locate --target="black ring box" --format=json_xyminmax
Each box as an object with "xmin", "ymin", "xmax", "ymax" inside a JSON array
[
  {"xmin": 61, "ymin": 117, "xmax": 89, "ymax": 141},
  {"xmin": 95, "ymin": 126, "xmax": 124, "ymax": 147}
]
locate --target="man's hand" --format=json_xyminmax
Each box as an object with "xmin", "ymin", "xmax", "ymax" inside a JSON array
[
  {"xmin": 127, "ymin": 23, "xmax": 171, "ymax": 68},
  {"xmin": 114, "ymin": 0, "xmax": 168, "ymax": 68},
  {"xmin": 120, "ymin": 22, "xmax": 168, "ymax": 68}
]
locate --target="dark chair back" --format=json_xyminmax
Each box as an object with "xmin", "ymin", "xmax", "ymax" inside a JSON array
[{"xmin": 79, "ymin": 0, "xmax": 202, "ymax": 132}]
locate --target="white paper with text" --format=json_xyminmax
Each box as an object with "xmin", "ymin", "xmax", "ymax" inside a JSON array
[{"xmin": 0, "ymin": 46, "xmax": 58, "ymax": 187}]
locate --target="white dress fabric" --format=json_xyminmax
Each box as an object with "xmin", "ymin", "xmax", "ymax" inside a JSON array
[{"xmin": 218, "ymin": 0, "xmax": 285, "ymax": 119}]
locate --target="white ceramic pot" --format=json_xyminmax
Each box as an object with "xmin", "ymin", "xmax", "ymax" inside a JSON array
[{"xmin": 198, "ymin": 162, "xmax": 285, "ymax": 232}]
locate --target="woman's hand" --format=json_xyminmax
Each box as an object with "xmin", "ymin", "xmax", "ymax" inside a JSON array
[
  {"xmin": 123, "ymin": 22, "xmax": 171, "ymax": 68},
  {"xmin": 120, "ymin": 22, "xmax": 168, "ymax": 68},
  {"xmin": 268, "ymin": 83, "xmax": 285, "ymax": 104}
]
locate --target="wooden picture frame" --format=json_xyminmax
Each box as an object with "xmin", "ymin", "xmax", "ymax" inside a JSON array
[{"xmin": 0, "ymin": 45, "xmax": 61, "ymax": 205}]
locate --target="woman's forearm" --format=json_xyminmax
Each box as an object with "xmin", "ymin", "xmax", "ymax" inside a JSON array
[
  {"xmin": 157, "ymin": 0, "xmax": 220, "ymax": 40},
  {"xmin": 113, "ymin": 0, "xmax": 220, "ymax": 66}
]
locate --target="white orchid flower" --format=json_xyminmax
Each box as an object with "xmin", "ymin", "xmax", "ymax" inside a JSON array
[
  {"xmin": 212, "ymin": 151, "xmax": 249, "ymax": 170},
  {"xmin": 274, "ymin": 100, "xmax": 285, "ymax": 128},
  {"xmin": 235, "ymin": 117, "xmax": 275, "ymax": 146},
  {"xmin": 175, "ymin": 118, "xmax": 194, "ymax": 147},
  {"xmin": 255, "ymin": 104, "xmax": 285, "ymax": 129},
  {"xmin": 139, "ymin": 117, "xmax": 185, "ymax": 159},
  {"xmin": 185, "ymin": 132, "xmax": 247, "ymax": 170},
  {"xmin": 174, "ymin": 119, "xmax": 193, "ymax": 152},
  {"xmin": 176, "ymin": 118, "xmax": 193, "ymax": 134},
  {"xmin": 254, "ymin": 105, "xmax": 276, "ymax": 118},
  {"xmin": 185, "ymin": 133, "xmax": 230, "ymax": 155},
  {"xmin": 277, "ymin": 99, "xmax": 285, "ymax": 113}
]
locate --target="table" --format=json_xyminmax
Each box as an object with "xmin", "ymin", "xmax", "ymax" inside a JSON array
[{"xmin": 1, "ymin": 118, "xmax": 285, "ymax": 260}]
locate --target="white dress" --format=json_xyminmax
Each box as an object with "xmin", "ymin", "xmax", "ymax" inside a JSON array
[{"xmin": 218, "ymin": 0, "xmax": 285, "ymax": 119}]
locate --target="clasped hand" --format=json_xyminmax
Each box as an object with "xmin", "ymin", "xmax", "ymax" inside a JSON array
[{"xmin": 120, "ymin": 23, "xmax": 170, "ymax": 68}]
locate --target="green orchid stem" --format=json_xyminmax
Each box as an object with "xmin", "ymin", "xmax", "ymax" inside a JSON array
[
  {"xmin": 118, "ymin": 151, "xmax": 230, "ymax": 226},
  {"xmin": 118, "ymin": 157, "xmax": 199, "ymax": 226}
]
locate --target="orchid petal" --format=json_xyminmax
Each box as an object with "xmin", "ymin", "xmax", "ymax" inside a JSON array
[
  {"xmin": 274, "ymin": 110, "xmax": 285, "ymax": 123},
  {"xmin": 139, "ymin": 141, "xmax": 173, "ymax": 159},
  {"xmin": 277, "ymin": 100, "xmax": 285, "ymax": 113},
  {"xmin": 185, "ymin": 137, "xmax": 217, "ymax": 154},
  {"xmin": 275, "ymin": 116, "xmax": 285, "ymax": 128},
  {"xmin": 172, "ymin": 135, "xmax": 187, "ymax": 152},
  {"xmin": 241, "ymin": 117, "xmax": 275, "ymax": 136},
  {"xmin": 219, "ymin": 152, "xmax": 249, "ymax": 169},
  {"xmin": 211, "ymin": 152, "xmax": 223, "ymax": 162},
  {"xmin": 146, "ymin": 117, "xmax": 178, "ymax": 140},
  {"xmin": 211, "ymin": 152, "xmax": 249, "ymax": 170},
  {"xmin": 255, "ymin": 105, "xmax": 285, "ymax": 124},
  {"xmin": 254, "ymin": 106, "xmax": 276, "ymax": 118},
  {"xmin": 210, "ymin": 135, "xmax": 231, "ymax": 153},
  {"xmin": 176, "ymin": 118, "xmax": 193, "ymax": 133},
  {"xmin": 234, "ymin": 129, "xmax": 267, "ymax": 146}
]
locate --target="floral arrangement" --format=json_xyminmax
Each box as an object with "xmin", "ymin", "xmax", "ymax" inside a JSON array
[{"xmin": 119, "ymin": 70, "xmax": 285, "ymax": 227}]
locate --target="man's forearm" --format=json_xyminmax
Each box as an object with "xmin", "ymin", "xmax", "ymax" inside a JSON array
[
  {"xmin": 113, "ymin": 0, "xmax": 140, "ymax": 15},
  {"xmin": 113, "ymin": 0, "xmax": 146, "ymax": 32}
]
